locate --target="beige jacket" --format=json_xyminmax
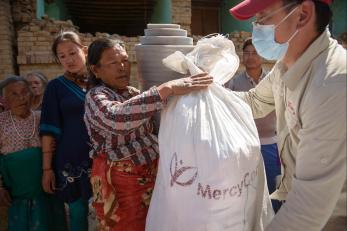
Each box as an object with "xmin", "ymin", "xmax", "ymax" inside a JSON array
[{"xmin": 237, "ymin": 30, "xmax": 346, "ymax": 231}]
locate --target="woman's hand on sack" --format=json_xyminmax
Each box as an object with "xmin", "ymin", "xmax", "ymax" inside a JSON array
[
  {"xmin": 42, "ymin": 169, "xmax": 55, "ymax": 194},
  {"xmin": 170, "ymin": 73, "xmax": 214, "ymax": 95},
  {"xmin": 157, "ymin": 73, "xmax": 213, "ymax": 100},
  {"xmin": 0, "ymin": 187, "xmax": 11, "ymax": 207}
]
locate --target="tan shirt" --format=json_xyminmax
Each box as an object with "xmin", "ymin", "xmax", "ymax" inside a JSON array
[{"xmin": 237, "ymin": 30, "xmax": 346, "ymax": 230}]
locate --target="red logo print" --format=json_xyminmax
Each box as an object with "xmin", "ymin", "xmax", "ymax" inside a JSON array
[
  {"xmin": 170, "ymin": 152, "xmax": 198, "ymax": 187},
  {"xmin": 287, "ymin": 101, "xmax": 295, "ymax": 116}
]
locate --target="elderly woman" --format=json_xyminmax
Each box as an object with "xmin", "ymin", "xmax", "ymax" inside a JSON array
[
  {"xmin": 84, "ymin": 38, "xmax": 213, "ymax": 230},
  {"xmin": 24, "ymin": 71, "xmax": 48, "ymax": 110},
  {"xmin": 0, "ymin": 76, "xmax": 66, "ymax": 231}
]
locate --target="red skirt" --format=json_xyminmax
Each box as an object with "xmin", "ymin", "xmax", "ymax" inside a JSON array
[{"xmin": 91, "ymin": 153, "xmax": 158, "ymax": 231}]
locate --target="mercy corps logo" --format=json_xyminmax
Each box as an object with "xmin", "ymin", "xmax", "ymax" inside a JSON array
[
  {"xmin": 170, "ymin": 152, "xmax": 259, "ymax": 200},
  {"xmin": 170, "ymin": 152, "xmax": 198, "ymax": 187}
]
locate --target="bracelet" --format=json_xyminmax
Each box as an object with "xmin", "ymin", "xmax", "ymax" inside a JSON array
[{"xmin": 42, "ymin": 168, "xmax": 53, "ymax": 171}]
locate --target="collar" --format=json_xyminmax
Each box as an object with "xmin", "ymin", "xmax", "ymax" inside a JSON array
[
  {"xmin": 116, "ymin": 86, "xmax": 139, "ymax": 98},
  {"xmin": 102, "ymin": 84, "xmax": 138, "ymax": 99},
  {"xmin": 281, "ymin": 29, "xmax": 331, "ymax": 90},
  {"xmin": 245, "ymin": 69, "xmax": 266, "ymax": 86},
  {"xmin": 115, "ymin": 88, "xmax": 130, "ymax": 98}
]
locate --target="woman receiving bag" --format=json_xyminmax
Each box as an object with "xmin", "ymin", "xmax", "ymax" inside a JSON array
[
  {"xmin": 84, "ymin": 37, "xmax": 213, "ymax": 231},
  {"xmin": 146, "ymin": 35, "xmax": 274, "ymax": 231}
]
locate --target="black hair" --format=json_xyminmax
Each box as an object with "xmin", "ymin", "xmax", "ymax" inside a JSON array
[
  {"xmin": 52, "ymin": 31, "xmax": 84, "ymax": 63},
  {"xmin": 242, "ymin": 37, "xmax": 253, "ymax": 51},
  {"xmin": 0, "ymin": 75, "xmax": 30, "ymax": 96},
  {"xmin": 87, "ymin": 38, "xmax": 125, "ymax": 89},
  {"xmin": 283, "ymin": 0, "xmax": 332, "ymax": 34},
  {"xmin": 338, "ymin": 31, "xmax": 347, "ymax": 45}
]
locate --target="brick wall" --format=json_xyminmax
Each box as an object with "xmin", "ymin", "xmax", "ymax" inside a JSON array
[
  {"xmin": 172, "ymin": 0, "xmax": 192, "ymax": 35},
  {"xmin": 0, "ymin": 0, "xmax": 16, "ymax": 80},
  {"xmin": 16, "ymin": 16, "xmax": 141, "ymax": 87},
  {"xmin": 6, "ymin": 1, "xmax": 274, "ymax": 85},
  {"xmin": 11, "ymin": 0, "xmax": 35, "ymax": 28},
  {"xmin": 17, "ymin": 16, "xmax": 75, "ymax": 79},
  {"xmin": 17, "ymin": 16, "xmax": 273, "ymax": 86}
]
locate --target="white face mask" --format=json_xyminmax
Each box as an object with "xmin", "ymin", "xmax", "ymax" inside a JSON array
[{"xmin": 252, "ymin": 4, "xmax": 299, "ymax": 61}]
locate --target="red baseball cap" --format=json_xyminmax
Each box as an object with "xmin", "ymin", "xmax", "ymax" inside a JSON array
[{"xmin": 230, "ymin": 0, "xmax": 333, "ymax": 20}]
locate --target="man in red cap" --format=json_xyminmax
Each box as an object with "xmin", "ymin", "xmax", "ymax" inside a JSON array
[{"xmin": 229, "ymin": 0, "xmax": 346, "ymax": 231}]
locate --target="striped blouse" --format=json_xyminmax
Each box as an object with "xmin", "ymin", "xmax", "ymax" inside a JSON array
[{"xmin": 84, "ymin": 85, "xmax": 164, "ymax": 165}]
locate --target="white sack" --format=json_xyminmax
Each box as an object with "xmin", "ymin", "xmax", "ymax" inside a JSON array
[{"xmin": 146, "ymin": 35, "xmax": 273, "ymax": 231}]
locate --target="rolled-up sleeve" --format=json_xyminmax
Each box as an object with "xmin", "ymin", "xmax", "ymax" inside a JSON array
[{"xmin": 266, "ymin": 80, "xmax": 347, "ymax": 230}]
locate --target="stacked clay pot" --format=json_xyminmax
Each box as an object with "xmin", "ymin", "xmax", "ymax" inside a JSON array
[
  {"xmin": 135, "ymin": 24, "xmax": 194, "ymax": 133},
  {"xmin": 135, "ymin": 24, "xmax": 194, "ymax": 90}
]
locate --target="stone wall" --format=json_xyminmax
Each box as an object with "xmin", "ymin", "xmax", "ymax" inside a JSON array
[{"xmin": 0, "ymin": 0, "xmax": 16, "ymax": 80}]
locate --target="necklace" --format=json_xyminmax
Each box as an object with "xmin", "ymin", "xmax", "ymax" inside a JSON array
[
  {"xmin": 10, "ymin": 110, "xmax": 36, "ymax": 140},
  {"xmin": 64, "ymin": 71, "xmax": 88, "ymax": 85}
]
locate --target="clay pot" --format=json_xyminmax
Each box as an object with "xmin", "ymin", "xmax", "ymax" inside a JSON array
[
  {"xmin": 135, "ymin": 24, "xmax": 194, "ymax": 133},
  {"xmin": 135, "ymin": 45, "xmax": 194, "ymax": 90},
  {"xmin": 135, "ymin": 24, "xmax": 194, "ymax": 91},
  {"xmin": 147, "ymin": 24, "xmax": 180, "ymax": 29},
  {"xmin": 144, "ymin": 28, "xmax": 187, "ymax": 37}
]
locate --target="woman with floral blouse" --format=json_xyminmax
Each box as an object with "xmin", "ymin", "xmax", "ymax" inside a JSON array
[
  {"xmin": 84, "ymin": 38, "xmax": 212, "ymax": 231},
  {"xmin": 0, "ymin": 76, "xmax": 66, "ymax": 231}
]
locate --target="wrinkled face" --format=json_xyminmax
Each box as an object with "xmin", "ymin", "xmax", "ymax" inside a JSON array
[
  {"xmin": 242, "ymin": 44, "xmax": 262, "ymax": 70},
  {"xmin": 93, "ymin": 46, "xmax": 131, "ymax": 90},
  {"xmin": 56, "ymin": 41, "xmax": 87, "ymax": 74},
  {"xmin": 25, "ymin": 74, "xmax": 45, "ymax": 96},
  {"xmin": 3, "ymin": 82, "xmax": 32, "ymax": 113}
]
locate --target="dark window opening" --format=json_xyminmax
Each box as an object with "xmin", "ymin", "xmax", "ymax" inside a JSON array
[{"xmin": 65, "ymin": 0, "xmax": 155, "ymax": 36}]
